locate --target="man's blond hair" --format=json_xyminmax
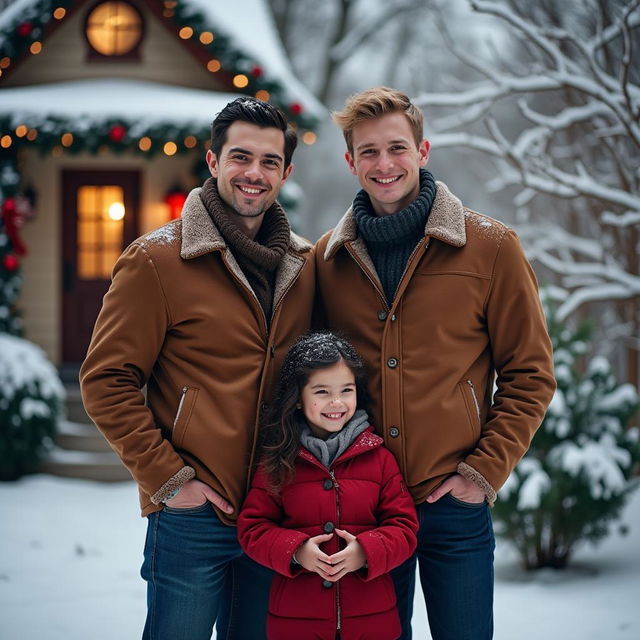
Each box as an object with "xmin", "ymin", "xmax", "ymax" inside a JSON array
[{"xmin": 332, "ymin": 87, "xmax": 424, "ymax": 154}]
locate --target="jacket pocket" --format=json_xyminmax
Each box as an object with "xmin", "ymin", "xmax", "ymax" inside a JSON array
[
  {"xmin": 459, "ymin": 379, "xmax": 481, "ymax": 439},
  {"xmin": 172, "ymin": 386, "xmax": 199, "ymax": 448}
]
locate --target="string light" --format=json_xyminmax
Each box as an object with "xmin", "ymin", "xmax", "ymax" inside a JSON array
[
  {"xmin": 27, "ymin": 129, "xmax": 38, "ymax": 141},
  {"xmin": 199, "ymin": 32, "xmax": 214, "ymax": 45},
  {"xmin": 184, "ymin": 136, "xmax": 197, "ymax": 148},
  {"xmin": 207, "ymin": 59, "xmax": 221, "ymax": 72},
  {"xmin": 1, "ymin": 135, "xmax": 12, "ymax": 148},
  {"xmin": 163, "ymin": 141, "xmax": 177, "ymax": 156},
  {"xmin": 302, "ymin": 131, "xmax": 317, "ymax": 145},
  {"xmin": 138, "ymin": 137, "xmax": 152, "ymax": 151},
  {"xmin": 255, "ymin": 90, "xmax": 270, "ymax": 101},
  {"xmin": 53, "ymin": 7, "xmax": 66, "ymax": 19},
  {"xmin": 15, "ymin": 125, "xmax": 28, "ymax": 137},
  {"xmin": 179, "ymin": 27, "xmax": 193, "ymax": 39},
  {"xmin": 0, "ymin": 57, "xmax": 10, "ymax": 68},
  {"xmin": 61, "ymin": 132, "xmax": 73, "ymax": 147},
  {"xmin": 30, "ymin": 42, "xmax": 42, "ymax": 54},
  {"xmin": 233, "ymin": 74, "xmax": 249, "ymax": 88}
]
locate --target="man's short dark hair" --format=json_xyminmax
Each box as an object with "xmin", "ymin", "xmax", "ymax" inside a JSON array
[{"xmin": 210, "ymin": 97, "xmax": 298, "ymax": 169}]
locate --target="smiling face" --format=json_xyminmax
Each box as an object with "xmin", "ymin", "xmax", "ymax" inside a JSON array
[
  {"xmin": 206, "ymin": 120, "xmax": 293, "ymax": 222},
  {"xmin": 300, "ymin": 360, "xmax": 357, "ymax": 440},
  {"xmin": 346, "ymin": 111, "xmax": 430, "ymax": 216}
]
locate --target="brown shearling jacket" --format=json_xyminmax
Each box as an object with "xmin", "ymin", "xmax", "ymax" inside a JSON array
[
  {"xmin": 315, "ymin": 181, "xmax": 555, "ymax": 505},
  {"xmin": 80, "ymin": 188, "xmax": 314, "ymax": 523}
]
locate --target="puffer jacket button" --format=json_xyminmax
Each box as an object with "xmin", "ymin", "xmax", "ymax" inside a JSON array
[
  {"xmin": 389, "ymin": 426, "xmax": 400, "ymax": 438},
  {"xmin": 323, "ymin": 521, "xmax": 335, "ymax": 533},
  {"xmin": 322, "ymin": 580, "xmax": 333, "ymax": 589},
  {"xmin": 323, "ymin": 478, "xmax": 333, "ymax": 490}
]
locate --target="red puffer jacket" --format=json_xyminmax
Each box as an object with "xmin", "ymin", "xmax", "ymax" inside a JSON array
[{"xmin": 238, "ymin": 427, "xmax": 418, "ymax": 640}]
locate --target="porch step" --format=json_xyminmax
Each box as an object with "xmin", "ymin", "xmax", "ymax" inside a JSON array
[
  {"xmin": 40, "ymin": 446, "xmax": 132, "ymax": 482},
  {"xmin": 64, "ymin": 383, "xmax": 91, "ymax": 424}
]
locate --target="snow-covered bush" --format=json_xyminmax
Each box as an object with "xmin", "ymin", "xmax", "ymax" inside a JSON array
[
  {"xmin": 0, "ymin": 333, "xmax": 65, "ymax": 480},
  {"xmin": 493, "ymin": 293, "xmax": 640, "ymax": 569}
]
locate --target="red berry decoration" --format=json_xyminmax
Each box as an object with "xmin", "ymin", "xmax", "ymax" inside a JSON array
[
  {"xmin": 251, "ymin": 65, "xmax": 263, "ymax": 78},
  {"xmin": 2, "ymin": 197, "xmax": 16, "ymax": 213},
  {"xmin": 3, "ymin": 253, "xmax": 19, "ymax": 271},
  {"xmin": 17, "ymin": 22, "xmax": 33, "ymax": 37},
  {"xmin": 109, "ymin": 124, "xmax": 127, "ymax": 143},
  {"xmin": 289, "ymin": 102, "xmax": 303, "ymax": 115}
]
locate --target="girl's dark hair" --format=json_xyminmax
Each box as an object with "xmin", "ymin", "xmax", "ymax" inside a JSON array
[{"xmin": 260, "ymin": 332, "xmax": 368, "ymax": 493}]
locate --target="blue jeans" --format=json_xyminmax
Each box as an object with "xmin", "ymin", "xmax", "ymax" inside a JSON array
[
  {"xmin": 392, "ymin": 493, "xmax": 495, "ymax": 640},
  {"xmin": 141, "ymin": 502, "xmax": 272, "ymax": 640}
]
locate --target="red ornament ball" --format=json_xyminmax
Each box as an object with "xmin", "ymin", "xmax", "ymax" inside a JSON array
[
  {"xmin": 3, "ymin": 253, "xmax": 19, "ymax": 271},
  {"xmin": 17, "ymin": 22, "xmax": 33, "ymax": 37},
  {"xmin": 251, "ymin": 66, "xmax": 263, "ymax": 78},
  {"xmin": 109, "ymin": 125, "xmax": 127, "ymax": 143},
  {"xmin": 2, "ymin": 197, "xmax": 16, "ymax": 213},
  {"xmin": 289, "ymin": 102, "xmax": 303, "ymax": 115}
]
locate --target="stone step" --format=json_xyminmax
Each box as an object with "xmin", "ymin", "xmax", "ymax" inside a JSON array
[
  {"xmin": 64, "ymin": 384, "xmax": 91, "ymax": 424},
  {"xmin": 40, "ymin": 447, "xmax": 132, "ymax": 482},
  {"xmin": 55, "ymin": 419, "xmax": 113, "ymax": 453}
]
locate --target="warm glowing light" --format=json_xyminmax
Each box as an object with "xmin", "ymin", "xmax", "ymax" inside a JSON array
[
  {"xmin": 138, "ymin": 136, "xmax": 152, "ymax": 151},
  {"xmin": 15, "ymin": 125, "xmax": 28, "ymax": 137},
  {"xmin": 0, "ymin": 57, "xmax": 10, "ymax": 69},
  {"xmin": 184, "ymin": 136, "xmax": 197, "ymax": 148},
  {"xmin": 199, "ymin": 31, "xmax": 214, "ymax": 45},
  {"xmin": 27, "ymin": 129, "xmax": 38, "ymax": 141},
  {"xmin": 233, "ymin": 74, "xmax": 249, "ymax": 88},
  {"xmin": 0, "ymin": 135, "xmax": 12, "ymax": 148},
  {"xmin": 52, "ymin": 146, "xmax": 63, "ymax": 157},
  {"xmin": 61, "ymin": 132, "xmax": 74, "ymax": 147},
  {"xmin": 108, "ymin": 202, "xmax": 126, "ymax": 221},
  {"xmin": 207, "ymin": 59, "xmax": 221, "ymax": 72},
  {"xmin": 255, "ymin": 90, "xmax": 270, "ymax": 101},
  {"xmin": 163, "ymin": 141, "xmax": 177, "ymax": 156},
  {"xmin": 53, "ymin": 7, "xmax": 66, "ymax": 19},
  {"xmin": 302, "ymin": 131, "xmax": 317, "ymax": 145},
  {"xmin": 30, "ymin": 41, "xmax": 42, "ymax": 54},
  {"xmin": 179, "ymin": 26, "xmax": 193, "ymax": 39}
]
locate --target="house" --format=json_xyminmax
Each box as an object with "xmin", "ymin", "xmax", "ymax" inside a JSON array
[{"xmin": 0, "ymin": 0, "xmax": 323, "ymax": 369}]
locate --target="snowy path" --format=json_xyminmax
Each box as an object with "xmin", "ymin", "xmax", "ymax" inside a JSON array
[{"xmin": 1, "ymin": 476, "xmax": 638, "ymax": 639}]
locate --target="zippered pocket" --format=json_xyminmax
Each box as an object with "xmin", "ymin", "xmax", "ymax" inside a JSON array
[
  {"xmin": 460, "ymin": 379, "xmax": 481, "ymax": 438},
  {"xmin": 172, "ymin": 386, "xmax": 199, "ymax": 448}
]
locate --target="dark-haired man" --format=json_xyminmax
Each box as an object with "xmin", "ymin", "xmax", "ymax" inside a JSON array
[
  {"xmin": 316, "ymin": 87, "xmax": 556, "ymax": 639},
  {"xmin": 81, "ymin": 98, "xmax": 315, "ymax": 639}
]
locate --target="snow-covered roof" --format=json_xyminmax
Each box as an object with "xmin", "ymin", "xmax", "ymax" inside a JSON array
[
  {"xmin": 0, "ymin": 78, "xmax": 242, "ymax": 126},
  {"xmin": 0, "ymin": 0, "xmax": 325, "ymax": 121}
]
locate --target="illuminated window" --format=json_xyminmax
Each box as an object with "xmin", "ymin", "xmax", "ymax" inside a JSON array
[
  {"xmin": 77, "ymin": 185, "xmax": 125, "ymax": 279},
  {"xmin": 85, "ymin": 1, "xmax": 143, "ymax": 58}
]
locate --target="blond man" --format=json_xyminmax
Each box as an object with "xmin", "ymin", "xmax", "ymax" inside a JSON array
[{"xmin": 315, "ymin": 87, "xmax": 555, "ymax": 639}]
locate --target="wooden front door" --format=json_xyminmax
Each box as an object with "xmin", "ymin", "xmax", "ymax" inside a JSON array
[{"xmin": 62, "ymin": 170, "xmax": 140, "ymax": 364}]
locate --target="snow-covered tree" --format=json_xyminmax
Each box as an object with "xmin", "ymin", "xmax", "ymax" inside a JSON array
[
  {"xmin": 416, "ymin": 0, "xmax": 640, "ymax": 387},
  {"xmin": 493, "ymin": 289, "xmax": 640, "ymax": 570},
  {"xmin": 0, "ymin": 333, "xmax": 65, "ymax": 480}
]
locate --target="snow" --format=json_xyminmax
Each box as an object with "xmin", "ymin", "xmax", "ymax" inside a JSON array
[
  {"xmin": 517, "ymin": 468, "xmax": 551, "ymax": 510},
  {"xmin": 0, "ymin": 475, "xmax": 639, "ymax": 639},
  {"xmin": 0, "ymin": 79, "xmax": 243, "ymax": 126}
]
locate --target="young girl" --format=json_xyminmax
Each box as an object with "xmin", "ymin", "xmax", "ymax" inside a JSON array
[{"xmin": 238, "ymin": 332, "xmax": 418, "ymax": 640}]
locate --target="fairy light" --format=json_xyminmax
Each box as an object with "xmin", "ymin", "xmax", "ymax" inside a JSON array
[
  {"xmin": 1, "ymin": 135, "xmax": 12, "ymax": 148},
  {"xmin": 255, "ymin": 90, "xmax": 270, "ymax": 101},
  {"xmin": 15, "ymin": 125, "xmax": 28, "ymax": 137},
  {"xmin": 163, "ymin": 141, "xmax": 177, "ymax": 156},
  {"xmin": 199, "ymin": 31, "xmax": 214, "ymax": 45},
  {"xmin": 0, "ymin": 57, "xmax": 10, "ymax": 68},
  {"xmin": 53, "ymin": 7, "xmax": 66, "ymax": 19},
  {"xmin": 233, "ymin": 74, "xmax": 249, "ymax": 88},
  {"xmin": 184, "ymin": 136, "xmax": 197, "ymax": 148},
  {"xmin": 27, "ymin": 128, "xmax": 38, "ymax": 141},
  {"xmin": 207, "ymin": 59, "xmax": 221, "ymax": 72},
  {"xmin": 179, "ymin": 27, "xmax": 193, "ymax": 39},
  {"xmin": 30, "ymin": 42, "xmax": 42, "ymax": 55},
  {"xmin": 302, "ymin": 131, "xmax": 317, "ymax": 145},
  {"xmin": 61, "ymin": 132, "xmax": 73, "ymax": 147},
  {"xmin": 138, "ymin": 137, "xmax": 152, "ymax": 151}
]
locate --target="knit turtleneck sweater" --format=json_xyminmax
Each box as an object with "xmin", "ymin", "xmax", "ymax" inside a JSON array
[
  {"xmin": 200, "ymin": 177, "xmax": 290, "ymax": 323},
  {"xmin": 352, "ymin": 169, "xmax": 437, "ymax": 304}
]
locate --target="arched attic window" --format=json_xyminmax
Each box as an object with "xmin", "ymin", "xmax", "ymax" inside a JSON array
[{"xmin": 85, "ymin": 1, "xmax": 144, "ymax": 61}]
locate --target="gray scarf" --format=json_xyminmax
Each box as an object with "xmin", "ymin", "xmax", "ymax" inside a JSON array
[{"xmin": 299, "ymin": 409, "xmax": 370, "ymax": 468}]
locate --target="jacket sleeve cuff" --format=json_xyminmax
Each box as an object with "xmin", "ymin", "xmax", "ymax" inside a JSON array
[
  {"xmin": 457, "ymin": 462, "xmax": 497, "ymax": 506},
  {"xmin": 150, "ymin": 466, "xmax": 196, "ymax": 504}
]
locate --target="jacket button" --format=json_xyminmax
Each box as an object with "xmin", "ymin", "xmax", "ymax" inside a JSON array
[
  {"xmin": 323, "ymin": 521, "xmax": 335, "ymax": 533},
  {"xmin": 389, "ymin": 426, "xmax": 400, "ymax": 438},
  {"xmin": 378, "ymin": 310, "xmax": 388, "ymax": 321},
  {"xmin": 261, "ymin": 401, "xmax": 269, "ymax": 412},
  {"xmin": 322, "ymin": 580, "xmax": 333, "ymax": 589},
  {"xmin": 323, "ymin": 478, "xmax": 333, "ymax": 490},
  {"xmin": 390, "ymin": 314, "xmax": 397, "ymax": 321},
  {"xmin": 387, "ymin": 357, "xmax": 398, "ymax": 369}
]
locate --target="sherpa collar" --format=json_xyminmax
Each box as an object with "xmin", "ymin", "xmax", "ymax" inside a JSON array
[
  {"xmin": 324, "ymin": 180, "xmax": 466, "ymax": 261},
  {"xmin": 180, "ymin": 187, "xmax": 311, "ymax": 260}
]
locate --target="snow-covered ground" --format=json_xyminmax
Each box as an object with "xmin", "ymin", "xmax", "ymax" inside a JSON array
[{"xmin": 1, "ymin": 476, "xmax": 638, "ymax": 639}]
